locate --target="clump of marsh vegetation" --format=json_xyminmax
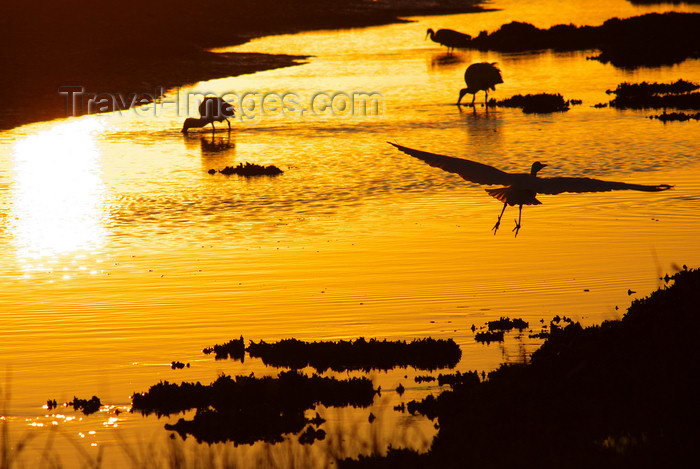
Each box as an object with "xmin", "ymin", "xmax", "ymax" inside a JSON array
[
  {"xmin": 245, "ymin": 337, "xmax": 461, "ymax": 372},
  {"xmin": 132, "ymin": 371, "xmax": 375, "ymax": 445},
  {"xmin": 493, "ymin": 93, "xmax": 577, "ymax": 113},
  {"xmin": 208, "ymin": 163, "xmax": 284, "ymax": 177}
]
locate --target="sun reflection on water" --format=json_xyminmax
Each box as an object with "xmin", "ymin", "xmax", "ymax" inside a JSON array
[{"xmin": 9, "ymin": 118, "xmax": 108, "ymax": 274}]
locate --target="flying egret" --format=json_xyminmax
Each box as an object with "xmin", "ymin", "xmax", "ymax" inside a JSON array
[
  {"xmin": 182, "ymin": 97, "xmax": 235, "ymax": 133},
  {"xmin": 458, "ymin": 62, "xmax": 504, "ymax": 106},
  {"xmin": 388, "ymin": 142, "xmax": 672, "ymax": 237},
  {"xmin": 426, "ymin": 28, "xmax": 472, "ymax": 52}
]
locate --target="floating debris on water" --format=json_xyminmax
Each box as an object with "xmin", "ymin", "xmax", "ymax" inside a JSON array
[
  {"xmin": 208, "ymin": 162, "xmax": 283, "ymax": 177},
  {"xmin": 68, "ymin": 396, "xmax": 102, "ymax": 415},
  {"xmin": 415, "ymin": 375, "xmax": 437, "ymax": 383},
  {"xmin": 487, "ymin": 317, "xmax": 529, "ymax": 332}
]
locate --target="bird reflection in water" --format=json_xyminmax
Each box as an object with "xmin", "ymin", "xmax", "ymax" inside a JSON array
[
  {"xmin": 199, "ymin": 132, "xmax": 235, "ymax": 155},
  {"xmin": 183, "ymin": 130, "xmax": 236, "ymax": 169},
  {"xmin": 389, "ymin": 143, "xmax": 672, "ymax": 237},
  {"xmin": 429, "ymin": 52, "xmax": 467, "ymax": 70}
]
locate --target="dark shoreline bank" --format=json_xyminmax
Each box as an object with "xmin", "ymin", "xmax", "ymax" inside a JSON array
[
  {"xmin": 469, "ymin": 12, "xmax": 700, "ymax": 68},
  {"xmin": 0, "ymin": 0, "xmax": 486, "ymax": 131},
  {"xmin": 341, "ymin": 267, "xmax": 700, "ymax": 468}
]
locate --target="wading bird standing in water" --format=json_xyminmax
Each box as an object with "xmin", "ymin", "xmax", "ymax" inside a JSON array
[
  {"xmin": 182, "ymin": 97, "xmax": 235, "ymax": 133},
  {"xmin": 388, "ymin": 143, "xmax": 672, "ymax": 237},
  {"xmin": 458, "ymin": 62, "xmax": 503, "ymax": 106},
  {"xmin": 426, "ymin": 28, "xmax": 472, "ymax": 52}
]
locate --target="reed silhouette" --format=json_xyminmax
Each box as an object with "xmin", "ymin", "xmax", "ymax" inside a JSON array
[
  {"xmin": 425, "ymin": 28, "xmax": 471, "ymax": 52},
  {"xmin": 388, "ymin": 142, "xmax": 672, "ymax": 237},
  {"xmin": 457, "ymin": 62, "xmax": 503, "ymax": 106}
]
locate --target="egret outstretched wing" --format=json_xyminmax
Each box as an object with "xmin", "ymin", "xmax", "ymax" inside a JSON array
[
  {"xmin": 535, "ymin": 177, "xmax": 672, "ymax": 195},
  {"xmin": 388, "ymin": 142, "xmax": 672, "ymax": 236},
  {"xmin": 388, "ymin": 142, "xmax": 511, "ymax": 186}
]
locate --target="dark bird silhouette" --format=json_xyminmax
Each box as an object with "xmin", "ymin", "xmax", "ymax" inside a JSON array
[
  {"xmin": 426, "ymin": 28, "xmax": 471, "ymax": 52},
  {"xmin": 388, "ymin": 142, "xmax": 672, "ymax": 237},
  {"xmin": 182, "ymin": 97, "xmax": 235, "ymax": 133},
  {"xmin": 458, "ymin": 62, "xmax": 504, "ymax": 106}
]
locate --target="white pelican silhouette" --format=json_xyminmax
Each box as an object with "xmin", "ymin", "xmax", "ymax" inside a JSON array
[
  {"xmin": 389, "ymin": 143, "xmax": 672, "ymax": 237},
  {"xmin": 458, "ymin": 62, "xmax": 503, "ymax": 106}
]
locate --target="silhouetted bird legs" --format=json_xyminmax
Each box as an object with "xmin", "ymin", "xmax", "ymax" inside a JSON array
[
  {"xmin": 492, "ymin": 203, "xmax": 507, "ymax": 234},
  {"xmin": 210, "ymin": 120, "xmax": 231, "ymax": 132},
  {"xmin": 512, "ymin": 205, "xmax": 523, "ymax": 237},
  {"xmin": 465, "ymin": 91, "xmax": 490, "ymax": 107}
]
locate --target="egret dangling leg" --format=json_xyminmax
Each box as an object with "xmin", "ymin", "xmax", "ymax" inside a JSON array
[
  {"xmin": 226, "ymin": 119, "xmax": 231, "ymax": 131},
  {"xmin": 512, "ymin": 204, "xmax": 523, "ymax": 237},
  {"xmin": 492, "ymin": 202, "xmax": 507, "ymax": 234}
]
